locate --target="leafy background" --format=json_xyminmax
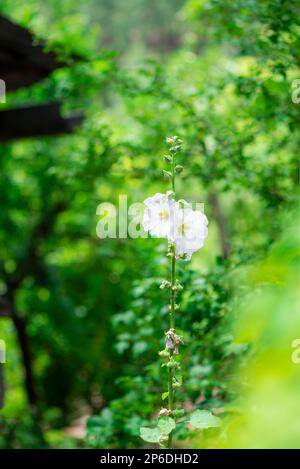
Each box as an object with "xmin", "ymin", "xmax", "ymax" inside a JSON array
[{"xmin": 0, "ymin": 0, "xmax": 299, "ymax": 448}]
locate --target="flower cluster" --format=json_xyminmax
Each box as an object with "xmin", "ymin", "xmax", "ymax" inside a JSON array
[{"xmin": 142, "ymin": 192, "xmax": 208, "ymax": 260}]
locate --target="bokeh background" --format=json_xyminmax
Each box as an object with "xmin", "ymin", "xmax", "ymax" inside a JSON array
[{"xmin": 0, "ymin": 0, "xmax": 299, "ymax": 448}]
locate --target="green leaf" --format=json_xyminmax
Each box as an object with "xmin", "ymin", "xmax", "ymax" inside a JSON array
[
  {"xmin": 140, "ymin": 426, "xmax": 161, "ymax": 443},
  {"xmin": 161, "ymin": 391, "xmax": 169, "ymax": 401},
  {"xmin": 163, "ymin": 170, "xmax": 172, "ymax": 178},
  {"xmin": 157, "ymin": 416, "xmax": 176, "ymax": 435},
  {"xmin": 189, "ymin": 410, "xmax": 220, "ymax": 429}
]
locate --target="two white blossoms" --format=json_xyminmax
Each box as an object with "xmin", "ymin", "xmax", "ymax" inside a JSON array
[{"xmin": 142, "ymin": 193, "xmax": 208, "ymax": 260}]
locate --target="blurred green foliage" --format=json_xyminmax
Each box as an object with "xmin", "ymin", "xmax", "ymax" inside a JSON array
[
  {"xmin": 0, "ymin": 0, "xmax": 299, "ymax": 448},
  {"xmin": 195, "ymin": 212, "xmax": 300, "ymax": 448},
  {"xmin": 87, "ymin": 259, "xmax": 235, "ymax": 448}
]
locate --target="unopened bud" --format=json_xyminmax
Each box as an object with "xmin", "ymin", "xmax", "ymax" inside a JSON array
[
  {"xmin": 166, "ymin": 360, "xmax": 179, "ymax": 369},
  {"xmin": 158, "ymin": 433, "xmax": 169, "ymax": 445},
  {"xmin": 164, "ymin": 154, "xmax": 172, "ymax": 163},
  {"xmin": 175, "ymin": 165, "xmax": 183, "ymax": 174},
  {"xmin": 159, "ymin": 349, "xmax": 170, "ymax": 358},
  {"xmin": 160, "ymin": 280, "xmax": 171, "ymax": 289},
  {"xmin": 163, "ymin": 170, "xmax": 172, "ymax": 178},
  {"xmin": 170, "ymin": 146, "xmax": 179, "ymax": 153},
  {"xmin": 159, "ymin": 407, "xmax": 171, "ymax": 417},
  {"xmin": 175, "ymin": 281, "xmax": 183, "ymax": 292},
  {"xmin": 166, "ymin": 136, "xmax": 176, "ymax": 145}
]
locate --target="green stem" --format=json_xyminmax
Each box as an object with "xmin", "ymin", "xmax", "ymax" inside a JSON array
[
  {"xmin": 168, "ymin": 361, "xmax": 174, "ymax": 411},
  {"xmin": 170, "ymin": 248, "xmax": 175, "ymax": 329},
  {"xmin": 167, "ymin": 155, "xmax": 176, "ymax": 449},
  {"xmin": 167, "ymin": 249, "xmax": 176, "ymax": 443},
  {"xmin": 171, "ymin": 156, "xmax": 175, "ymax": 193}
]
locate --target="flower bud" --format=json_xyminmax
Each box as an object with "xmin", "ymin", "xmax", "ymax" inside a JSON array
[
  {"xmin": 172, "ymin": 381, "xmax": 181, "ymax": 389},
  {"xmin": 159, "ymin": 407, "xmax": 171, "ymax": 417},
  {"xmin": 159, "ymin": 349, "xmax": 170, "ymax": 358},
  {"xmin": 166, "ymin": 136, "xmax": 176, "ymax": 145},
  {"xmin": 174, "ymin": 281, "xmax": 183, "ymax": 291},
  {"xmin": 175, "ymin": 165, "xmax": 184, "ymax": 174},
  {"xmin": 163, "ymin": 170, "xmax": 172, "ymax": 178},
  {"xmin": 166, "ymin": 359, "xmax": 179, "ymax": 369},
  {"xmin": 158, "ymin": 433, "xmax": 169, "ymax": 445},
  {"xmin": 160, "ymin": 280, "xmax": 171, "ymax": 289},
  {"xmin": 170, "ymin": 145, "xmax": 181, "ymax": 153}
]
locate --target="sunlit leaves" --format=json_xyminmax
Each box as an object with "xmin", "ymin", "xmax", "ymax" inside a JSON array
[
  {"xmin": 140, "ymin": 417, "xmax": 175, "ymax": 443},
  {"xmin": 157, "ymin": 416, "xmax": 176, "ymax": 434},
  {"xmin": 140, "ymin": 427, "xmax": 161, "ymax": 443},
  {"xmin": 189, "ymin": 410, "xmax": 220, "ymax": 429}
]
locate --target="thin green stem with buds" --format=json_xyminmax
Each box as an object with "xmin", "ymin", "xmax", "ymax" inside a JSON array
[
  {"xmin": 165, "ymin": 136, "xmax": 182, "ymax": 448},
  {"xmin": 167, "ymin": 228, "xmax": 176, "ymax": 449},
  {"xmin": 140, "ymin": 136, "xmax": 214, "ymax": 449},
  {"xmin": 141, "ymin": 136, "xmax": 184, "ymax": 449}
]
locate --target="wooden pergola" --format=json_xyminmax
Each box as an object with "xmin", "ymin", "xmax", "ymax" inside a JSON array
[
  {"xmin": 0, "ymin": 15, "xmax": 84, "ymax": 409},
  {"xmin": 0, "ymin": 15, "xmax": 84, "ymax": 142}
]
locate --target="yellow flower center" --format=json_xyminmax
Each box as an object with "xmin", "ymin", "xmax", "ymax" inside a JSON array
[
  {"xmin": 158, "ymin": 210, "xmax": 169, "ymax": 221},
  {"xmin": 178, "ymin": 223, "xmax": 188, "ymax": 236}
]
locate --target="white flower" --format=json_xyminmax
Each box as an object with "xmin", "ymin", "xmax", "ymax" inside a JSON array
[
  {"xmin": 143, "ymin": 193, "xmax": 208, "ymax": 259},
  {"xmin": 171, "ymin": 207, "xmax": 208, "ymax": 260},
  {"xmin": 142, "ymin": 193, "xmax": 178, "ymax": 238}
]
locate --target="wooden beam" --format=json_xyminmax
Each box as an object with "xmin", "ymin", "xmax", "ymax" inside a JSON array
[
  {"xmin": 0, "ymin": 102, "xmax": 83, "ymax": 141},
  {"xmin": 0, "ymin": 15, "xmax": 66, "ymax": 91}
]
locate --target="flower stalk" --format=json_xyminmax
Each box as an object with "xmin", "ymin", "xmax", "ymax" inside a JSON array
[
  {"xmin": 141, "ymin": 135, "xmax": 209, "ymax": 449},
  {"xmin": 166, "ymin": 136, "xmax": 181, "ymax": 448}
]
